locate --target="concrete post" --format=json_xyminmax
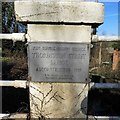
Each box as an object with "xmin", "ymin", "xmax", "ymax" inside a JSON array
[{"xmin": 14, "ymin": 1, "xmax": 104, "ymax": 119}]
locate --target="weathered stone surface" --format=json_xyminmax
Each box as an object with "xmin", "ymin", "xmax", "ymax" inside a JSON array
[
  {"xmin": 27, "ymin": 24, "xmax": 91, "ymax": 118},
  {"xmin": 30, "ymin": 82, "xmax": 88, "ymax": 118},
  {"xmin": 14, "ymin": 1, "xmax": 104, "ymax": 24},
  {"xmin": 27, "ymin": 24, "xmax": 92, "ymax": 42},
  {"xmin": 14, "ymin": 1, "xmax": 104, "ymax": 119}
]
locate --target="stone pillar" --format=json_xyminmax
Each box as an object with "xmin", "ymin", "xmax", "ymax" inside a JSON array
[
  {"xmin": 28, "ymin": 24, "xmax": 91, "ymax": 119},
  {"xmin": 14, "ymin": 1, "xmax": 104, "ymax": 119}
]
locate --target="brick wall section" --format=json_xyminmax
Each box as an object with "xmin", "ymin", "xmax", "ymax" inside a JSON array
[{"xmin": 112, "ymin": 49, "xmax": 120, "ymax": 70}]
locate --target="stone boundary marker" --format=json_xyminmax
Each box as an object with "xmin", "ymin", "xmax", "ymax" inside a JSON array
[{"xmin": 14, "ymin": 1, "xmax": 104, "ymax": 119}]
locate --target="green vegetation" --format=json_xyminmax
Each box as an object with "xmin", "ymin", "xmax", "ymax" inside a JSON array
[
  {"xmin": 111, "ymin": 42, "xmax": 120, "ymax": 50},
  {"xmin": 90, "ymin": 42, "xmax": 120, "ymax": 83},
  {"xmin": 2, "ymin": 2, "xmax": 27, "ymax": 80},
  {"xmin": 0, "ymin": 57, "xmax": 11, "ymax": 62}
]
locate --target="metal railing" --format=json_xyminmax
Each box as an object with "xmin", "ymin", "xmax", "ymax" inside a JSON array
[
  {"xmin": 1, "ymin": 34, "xmax": 120, "ymax": 42},
  {"xmin": 0, "ymin": 33, "xmax": 26, "ymax": 42},
  {"xmin": 0, "ymin": 34, "xmax": 120, "ymax": 119},
  {"xmin": 0, "ymin": 80, "xmax": 27, "ymax": 88}
]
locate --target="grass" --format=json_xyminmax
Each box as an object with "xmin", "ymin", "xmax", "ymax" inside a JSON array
[{"xmin": 0, "ymin": 57, "xmax": 11, "ymax": 62}]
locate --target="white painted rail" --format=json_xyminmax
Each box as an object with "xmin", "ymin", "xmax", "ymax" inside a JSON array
[
  {"xmin": 92, "ymin": 35, "xmax": 120, "ymax": 42},
  {"xmin": 88, "ymin": 116, "xmax": 120, "ymax": 120},
  {"xmin": 90, "ymin": 83, "xmax": 120, "ymax": 89},
  {"xmin": 1, "ymin": 34, "xmax": 119, "ymax": 42},
  {"xmin": 0, "ymin": 80, "xmax": 27, "ymax": 88},
  {"xmin": 0, "ymin": 33, "xmax": 26, "ymax": 42},
  {"xmin": 0, "ymin": 113, "xmax": 28, "ymax": 119}
]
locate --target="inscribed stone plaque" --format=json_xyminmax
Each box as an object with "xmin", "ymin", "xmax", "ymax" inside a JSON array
[{"xmin": 28, "ymin": 42, "xmax": 90, "ymax": 83}]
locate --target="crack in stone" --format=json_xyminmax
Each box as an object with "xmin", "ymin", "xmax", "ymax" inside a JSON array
[
  {"xmin": 30, "ymin": 93, "xmax": 43, "ymax": 102},
  {"xmin": 30, "ymin": 85, "xmax": 44, "ymax": 97},
  {"xmin": 75, "ymin": 83, "xmax": 87, "ymax": 99},
  {"xmin": 44, "ymin": 84, "xmax": 53, "ymax": 98},
  {"xmin": 19, "ymin": 12, "xmax": 58, "ymax": 18}
]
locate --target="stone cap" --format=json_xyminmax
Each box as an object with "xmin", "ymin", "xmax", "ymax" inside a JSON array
[{"xmin": 14, "ymin": 1, "xmax": 104, "ymax": 25}]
